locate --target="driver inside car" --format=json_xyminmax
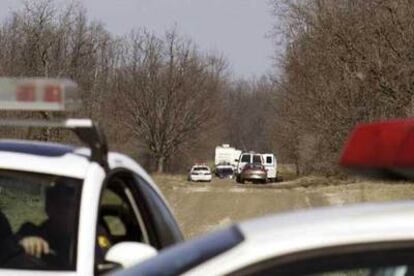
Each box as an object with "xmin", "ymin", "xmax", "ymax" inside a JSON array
[
  {"xmin": 0, "ymin": 210, "xmax": 47, "ymax": 269},
  {"xmin": 16, "ymin": 178, "xmax": 113, "ymax": 268},
  {"xmin": 16, "ymin": 179, "xmax": 78, "ymax": 268}
]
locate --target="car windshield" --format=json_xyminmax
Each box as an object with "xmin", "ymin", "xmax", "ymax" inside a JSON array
[
  {"xmin": 194, "ymin": 167, "xmax": 209, "ymax": 171},
  {"xmin": 0, "ymin": 170, "xmax": 82, "ymax": 271}
]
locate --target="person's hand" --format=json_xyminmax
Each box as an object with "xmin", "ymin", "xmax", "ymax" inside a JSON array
[{"xmin": 19, "ymin": 236, "xmax": 50, "ymax": 258}]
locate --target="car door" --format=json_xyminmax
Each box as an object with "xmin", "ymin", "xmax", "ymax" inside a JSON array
[
  {"xmin": 262, "ymin": 154, "xmax": 276, "ymax": 180},
  {"xmin": 238, "ymin": 154, "xmax": 251, "ymax": 173}
]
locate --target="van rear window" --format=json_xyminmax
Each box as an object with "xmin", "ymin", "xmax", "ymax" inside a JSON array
[
  {"xmin": 253, "ymin": 155, "xmax": 262, "ymax": 163},
  {"xmin": 241, "ymin": 155, "xmax": 250, "ymax": 162}
]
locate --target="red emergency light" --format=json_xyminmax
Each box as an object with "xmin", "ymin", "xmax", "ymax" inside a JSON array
[
  {"xmin": 0, "ymin": 78, "xmax": 79, "ymax": 111},
  {"xmin": 16, "ymin": 85, "xmax": 35, "ymax": 102},
  {"xmin": 340, "ymin": 119, "xmax": 414, "ymax": 178},
  {"xmin": 44, "ymin": 85, "xmax": 62, "ymax": 103}
]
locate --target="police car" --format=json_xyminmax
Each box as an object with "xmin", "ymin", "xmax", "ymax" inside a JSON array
[
  {"xmin": 0, "ymin": 78, "xmax": 183, "ymax": 275},
  {"xmin": 118, "ymin": 119, "xmax": 414, "ymax": 276},
  {"xmin": 188, "ymin": 164, "xmax": 212, "ymax": 182}
]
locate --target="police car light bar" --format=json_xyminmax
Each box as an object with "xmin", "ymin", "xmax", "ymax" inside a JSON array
[
  {"xmin": 340, "ymin": 119, "xmax": 414, "ymax": 179},
  {"xmin": 0, "ymin": 78, "xmax": 80, "ymax": 111}
]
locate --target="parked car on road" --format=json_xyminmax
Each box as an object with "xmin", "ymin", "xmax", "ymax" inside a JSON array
[
  {"xmin": 237, "ymin": 163, "xmax": 267, "ymax": 184},
  {"xmin": 214, "ymin": 164, "xmax": 235, "ymax": 179},
  {"xmin": 188, "ymin": 165, "xmax": 212, "ymax": 182}
]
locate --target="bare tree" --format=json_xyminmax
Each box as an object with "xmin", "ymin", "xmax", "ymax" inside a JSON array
[{"xmin": 115, "ymin": 30, "xmax": 226, "ymax": 172}]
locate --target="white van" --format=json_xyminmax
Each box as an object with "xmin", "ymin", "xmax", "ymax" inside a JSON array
[
  {"xmin": 262, "ymin": 153, "xmax": 278, "ymax": 182},
  {"xmin": 236, "ymin": 152, "xmax": 263, "ymax": 175}
]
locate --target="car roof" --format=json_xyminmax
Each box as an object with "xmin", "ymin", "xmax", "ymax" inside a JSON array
[
  {"xmin": 0, "ymin": 139, "xmax": 160, "ymax": 190},
  {"xmin": 192, "ymin": 165, "xmax": 210, "ymax": 168},
  {"xmin": 202, "ymin": 201, "xmax": 414, "ymax": 274},
  {"xmin": 0, "ymin": 140, "xmax": 77, "ymax": 156},
  {"xmin": 0, "ymin": 139, "xmax": 90, "ymax": 178},
  {"xmin": 239, "ymin": 201, "xmax": 414, "ymax": 240},
  {"xmin": 216, "ymin": 165, "xmax": 233, "ymax": 169}
]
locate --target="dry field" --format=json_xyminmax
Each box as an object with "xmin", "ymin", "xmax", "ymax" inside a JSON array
[{"xmin": 153, "ymin": 170, "xmax": 414, "ymax": 239}]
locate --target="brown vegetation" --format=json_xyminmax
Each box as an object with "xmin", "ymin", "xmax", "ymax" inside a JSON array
[{"xmin": 270, "ymin": 0, "xmax": 414, "ymax": 174}]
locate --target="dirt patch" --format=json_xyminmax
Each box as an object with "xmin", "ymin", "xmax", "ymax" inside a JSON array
[{"xmin": 153, "ymin": 174, "xmax": 414, "ymax": 239}]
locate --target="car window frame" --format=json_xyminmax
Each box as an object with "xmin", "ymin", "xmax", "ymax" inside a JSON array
[
  {"xmin": 131, "ymin": 173, "xmax": 184, "ymax": 248},
  {"xmin": 98, "ymin": 179, "xmax": 149, "ymax": 244},
  {"xmin": 98, "ymin": 168, "xmax": 183, "ymax": 250}
]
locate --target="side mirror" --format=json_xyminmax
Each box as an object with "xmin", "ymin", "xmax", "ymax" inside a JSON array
[
  {"xmin": 105, "ymin": 242, "xmax": 157, "ymax": 268},
  {"xmin": 234, "ymin": 159, "xmax": 239, "ymax": 162}
]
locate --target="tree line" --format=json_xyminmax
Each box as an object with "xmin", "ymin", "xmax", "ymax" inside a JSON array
[
  {"xmin": 4, "ymin": 0, "xmax": 401, "ymax": 175},
  {"xmin": 0, "ymin": 0, "xmax": 276, "ymax": 173},
  {"xmin": 270, "ymin": 0, "xmax": 414, "ymax": 175}
]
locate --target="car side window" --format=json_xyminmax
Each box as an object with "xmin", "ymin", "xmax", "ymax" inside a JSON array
[
  {"xmin": 99, "ymin": 187, "xmax": 141, "ymax": 243},
  {"xmin": 98, "ymin": 171, "xmax": 183, "ymax": 252},
  {"xmin": 266, "ymin": 156, "xmax": 272, "ymax": 164},
  {"xmin": 131, "ymin": 174, "xmax": 184, "ymax": 248},
  {"xmin": 232, "ymin": 244, "xmax": 414, "ymax": 276}
]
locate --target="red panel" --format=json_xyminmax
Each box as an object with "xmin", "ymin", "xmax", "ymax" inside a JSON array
[
  {"xmin": 340, "ymin": 119, "xmax": 414, "ymax": 169},
  {"xmin": 16, "ymin": 85, "xmax": 35, "ymax": 102},
  {"xmin": 43, "ymin": 85, "xmax": 62, "ymax": 103}
]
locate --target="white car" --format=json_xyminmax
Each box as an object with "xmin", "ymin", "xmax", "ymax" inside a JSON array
[
  {"xmin": 117, "ymin": 119, "xmax": 414, "ymax": 276},
  {"xmin": 0, "ymin": 78, "xmax": 183, "ymax": 275},
  {"xmin": 188, "ymin": 165, "xmax": 212, "ymax": 182},
  {"xmin": 116, "ymin": 201, "xmax": 414, "ymax": 276}
]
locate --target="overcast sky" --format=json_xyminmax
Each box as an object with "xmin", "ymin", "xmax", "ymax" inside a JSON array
[{"xmin": 0, "ymin": 0, "xmax": 276, "ymax": 78}]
